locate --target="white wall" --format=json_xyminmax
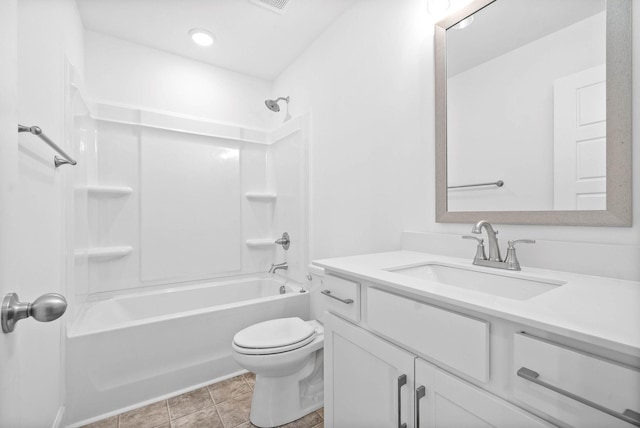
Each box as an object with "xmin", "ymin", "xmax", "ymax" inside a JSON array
[
  {"xmin": 447, "ymin": 12, "xmax": 605, "ymax": 212},
  {"xmin": 84, "ymin": 31, "xmax": 274, "ymax": 131},
  {"xmin": 1, "ymin": 0, "xmax": 84, "ymax": 426},
  {"xmin": 274, "ymin": 0, "xmax": 639, "ymax": 263},
  {"xmin": 273, "ymin": 0, "xmax": 433, "ymax": 260}
]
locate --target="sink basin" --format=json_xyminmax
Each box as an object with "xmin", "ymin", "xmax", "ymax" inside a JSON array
[{"xmin": 387, "ymin": 263, "xmax": 565, "ymax": 300}]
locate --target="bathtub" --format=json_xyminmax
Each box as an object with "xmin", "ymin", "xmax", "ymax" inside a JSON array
[{"xmin": 65, "ymin": 276, "xmax": 309, "ymax": 426}]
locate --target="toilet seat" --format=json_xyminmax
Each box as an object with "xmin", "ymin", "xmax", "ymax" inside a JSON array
[{"xmin": 233, "ymin": 317, "xmax": 317, "ymax": 355}]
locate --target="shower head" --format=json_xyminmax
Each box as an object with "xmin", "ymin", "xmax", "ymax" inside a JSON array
[{"xmin": 265, "ymin": 96, "xmax": 290, "ymax": 112}]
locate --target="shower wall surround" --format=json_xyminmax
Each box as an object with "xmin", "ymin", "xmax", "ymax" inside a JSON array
[{"xmin": 70, "ymin": 103, "xmax": 308, "ymax": 305}]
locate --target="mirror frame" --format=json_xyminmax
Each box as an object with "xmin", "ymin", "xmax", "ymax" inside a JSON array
[{"xmin": 435, "ymin": 0, "xmax": 632, "ymax": 226}]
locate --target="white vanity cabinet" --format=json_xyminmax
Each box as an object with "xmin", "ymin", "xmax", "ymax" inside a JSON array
[
  {"xmin": 316, "ymin": 251, "xmax": 640, "ymax": 428},
  {"xmin": 512, "ymin": 333, "xmax": 640, "ymax": 428},
  {"xmin": 325, "ymin": 312, "xmax": 550, "ymax": 428},
  {"xmin": 325, "ymin": 313, "xmax": 415, "ymax": 428},
  {"xmin": 415, "ymin": 359, "xmax": 550, "ymax": 428}
]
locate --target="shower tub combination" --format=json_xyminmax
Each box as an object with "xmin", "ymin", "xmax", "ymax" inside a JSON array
[{"xmin": 65, "ymin": 275, "xmax": 309, "ymax": 426}]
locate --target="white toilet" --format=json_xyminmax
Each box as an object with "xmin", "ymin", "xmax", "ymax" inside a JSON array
[{"xmin": 232, "ymin": 317, "xmax": 324, "ymax": 428}]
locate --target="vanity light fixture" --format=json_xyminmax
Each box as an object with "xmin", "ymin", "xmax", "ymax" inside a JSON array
[{"xmin": 189, "ymin": 28, "xmax": 215, "ymax": 47}]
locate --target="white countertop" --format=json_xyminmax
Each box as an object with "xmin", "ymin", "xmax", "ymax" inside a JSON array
[{"xmin": 313, "ymin": 250, "xmax": 640, "ymax": 357}]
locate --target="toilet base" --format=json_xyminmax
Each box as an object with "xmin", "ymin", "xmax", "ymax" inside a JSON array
[{"xmin": 249, "ymin": 349, "xmax": 324, "ymax": 427}]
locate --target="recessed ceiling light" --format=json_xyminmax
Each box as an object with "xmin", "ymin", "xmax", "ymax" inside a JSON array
[{"xmin": 189, "ymin": 28, "xmax": 214, "ymax": 47}]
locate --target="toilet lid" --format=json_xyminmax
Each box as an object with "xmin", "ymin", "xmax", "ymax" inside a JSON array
[{"xmin": 233, "ymin": 317, "xmax": 315, "ymax": 350}]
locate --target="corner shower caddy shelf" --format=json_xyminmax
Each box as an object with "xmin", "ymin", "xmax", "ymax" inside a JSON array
[
  {"xmin": 245, "ymin": 192, "xmax": 277, "ymax": 202},
  {"xmin": 75, "ymin": 246, "xmax": 133, "ymax": 261}
]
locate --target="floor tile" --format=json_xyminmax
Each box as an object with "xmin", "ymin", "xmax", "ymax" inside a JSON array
[
  {"xmin": 209, "ymin": 375, "xmax": 252, "ymax": 404},
  {"xmin": 280, "ymin": 411, "xmax": 323, "ymax": 428},
  {"xmin": 242, "ymin": 372, "xmax": 256, "ymax": 389},
  {"xmin": 81, "ymin": 415, "xmax": 118, "ymax": 428},
  {"xmin": 168, "ymin": 387, "xmax": 214, "ymax": 420},
  {"xmin": 233, "ymin": 422, "xmax": 258, "ymax": 428},
  {"xmin": 216, "ymin": 391, "xmax": 253, "ymax": 428},
  {"xmin": 119, "ymin": 401, "xmax": 169, "ymax": 428},
  {"xmin": 171, "ymin": 406, "xmax": 224, "ymax": 428},
  {"xmin": 77, "ymin": 375, "xmax": 324, "ymax": 428}
]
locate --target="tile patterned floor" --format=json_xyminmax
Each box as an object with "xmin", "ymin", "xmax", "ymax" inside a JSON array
[{"xmin": 82, "ymin": 373, "xmax": 323, "ymax": 428}]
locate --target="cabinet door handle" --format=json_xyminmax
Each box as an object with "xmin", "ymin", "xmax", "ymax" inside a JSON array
[
  {"xmin": 321, "ymin": 289, "xmax": 354, "ymax": 304},
  {"xmin": 415, "ymin": 386, "xmax": 426, "ymax": 428},
  {"xmin": 398, "ymin": 374, "xmax": 407, "ymax": 428},
  {"xmin": 517, "ymin": 367, "xmax": 640, "ymax": 427}
]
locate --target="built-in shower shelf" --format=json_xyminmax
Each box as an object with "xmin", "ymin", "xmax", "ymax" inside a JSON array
[
  {"xmin": 245, "ymin": 239, "xmax": 276, "ymax": 248},
  {"xmin": 79, "ymin": 185, "xmax": 133, "ymax": 197},
  {"xmin": 75, "ymin": 246, "xmax": 133, "ymax": 261},
  {"xmin": 245, "ymin": 192, "xmax": 277, "ymax": 202}
]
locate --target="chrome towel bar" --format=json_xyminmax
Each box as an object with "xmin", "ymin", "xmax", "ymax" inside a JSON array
[
  {"xmin": 18, "ymin": 124, "xmax": 77, "ymax": 167},
  {"xmin": 517, "ymin": 367, "xmax": 640, "ymax": 427},
  {"xmin": 448, "ymin": 180, "xmax": 503, "ymax": 189}
]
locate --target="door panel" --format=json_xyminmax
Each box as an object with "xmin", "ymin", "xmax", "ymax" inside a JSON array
[
  {"xmin": 415, "ymin": 359, "xmax": 550, "ymax": 428},
  {"xmin": 325, "ymin": 313, "xmax": 415, "ymax": 428},
  {"xmin": 1, "ymin": 1, "xmax": 69, "ymax": 426},
  {"xmin": 554, "ymin": 65, "xmax": 606, "ymax": 210}
]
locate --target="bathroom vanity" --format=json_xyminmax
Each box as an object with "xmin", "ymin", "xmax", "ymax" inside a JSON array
[{"xmin": 313, "ymin": 251, "xmax": 640, "ymax": 428}]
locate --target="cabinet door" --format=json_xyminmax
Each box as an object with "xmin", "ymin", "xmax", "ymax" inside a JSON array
[
  {"xmin": 415, "ymin": 359, "xmax": 550, "ymax": 428},
  {"xmin": 325, "ymin": 313, "xmax": 415, "ymax": 428}
]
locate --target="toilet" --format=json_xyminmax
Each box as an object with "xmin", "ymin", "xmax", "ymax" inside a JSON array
[{"xmin": 232, "ymin": 317, "xmax": 324, "ymax": 428}]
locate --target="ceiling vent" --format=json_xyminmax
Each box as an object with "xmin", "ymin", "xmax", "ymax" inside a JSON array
[{"xmin": 249, "ymin": 0, "xmax": 292, "ymax": 15}]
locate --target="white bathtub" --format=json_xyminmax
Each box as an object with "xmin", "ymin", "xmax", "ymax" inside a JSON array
[{"xmin": 66, "ymin": 276, "xmax": 309, "ymax": 426}]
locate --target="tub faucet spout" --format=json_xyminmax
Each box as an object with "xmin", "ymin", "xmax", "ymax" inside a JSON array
[{"xmin": 269, "ymin": 262, "xmax": 288, "ymax": 274}]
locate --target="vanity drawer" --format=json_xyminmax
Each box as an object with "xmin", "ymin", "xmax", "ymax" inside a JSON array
[
  {"xmin": 321, "ymin": 274, "xmax": 361, "ymax": 323},
  {"xmin": 366, "ymin": 287, "xmax": 489, "ymax": 382},
  {"xmin": 513, "ymin": 333, "xmax": 640, "ymax": 428}
]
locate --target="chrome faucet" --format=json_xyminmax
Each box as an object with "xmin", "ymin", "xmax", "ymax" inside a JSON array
[
  {"xmin": 464, "ymin": 220, "xmax": 535, "ymax": 271},
  {"xmin": 471, "ymin": 220, "xmax": 501, "ymax": 261},
  {"xmin": 269, "ymin": 262, "xmax": 288, "ymax": 274}
]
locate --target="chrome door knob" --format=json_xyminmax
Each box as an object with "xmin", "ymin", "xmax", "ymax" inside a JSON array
[{"xmin": 1, "ymin": 293, "xmax": 67, "ymax": 333}]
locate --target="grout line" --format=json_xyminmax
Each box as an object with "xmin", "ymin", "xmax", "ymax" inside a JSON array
[
  {"xmin": 165, "ymin": 399, "xmax": 173, "ymax": 421},
  {"xmin": 209, "ymin": 386, "xmax": 228, "ymax": 428}
]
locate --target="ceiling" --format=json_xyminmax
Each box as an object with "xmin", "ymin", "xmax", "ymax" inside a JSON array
[
  {"xmin": 75, "ymin": 0, "xmax": 356, "ymax": 81},
  {"xmin": 446, "ymin": 0, "xmax": 606, "ymax": 76}
]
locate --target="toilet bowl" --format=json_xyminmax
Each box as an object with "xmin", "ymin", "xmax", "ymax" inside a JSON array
[{"xmin": 232, "ymin": 317, "xmax": 324, "ymax": 428}]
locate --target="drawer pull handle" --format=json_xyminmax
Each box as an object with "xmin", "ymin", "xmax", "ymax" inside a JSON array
[
  {"xmin": 398, "ymin": 374, "xmax": 407, "ymax": 428},
  {"xmin": 416, "ymin": 386, "xmax": 426, "ymax": 428},
  {"xmin": 517, "ymin": 367, "xmax": 640, "ymax": 427},
  {"xmin": 321, "ymin": 290, "xmax": 353, "ymax": 304}
]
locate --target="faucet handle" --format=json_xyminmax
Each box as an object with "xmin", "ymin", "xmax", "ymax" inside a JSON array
[
  {"xmin": 504, "ymin": 239, "xmax": 535, "ymax": 271},
  {"xmin": 463, "ymin": 235, "xmax": 483, "ymax": 244},
  {"xmin": 463, "ymin": 235, "xmax": 487, "ymax": 263},
  {"xmin": 508, "ymin": 239, "xmax": 535, "ymax": 247}
]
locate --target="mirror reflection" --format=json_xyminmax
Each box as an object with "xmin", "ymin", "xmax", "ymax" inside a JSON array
[{"xmin": 446, "ymin": 0, "xmax": 606, "ymax": 212}]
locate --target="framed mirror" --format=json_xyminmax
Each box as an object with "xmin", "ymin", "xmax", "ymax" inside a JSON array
[{"xmin": 435, "ymin": 0, "xmax": 631, "ymax": 225}]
